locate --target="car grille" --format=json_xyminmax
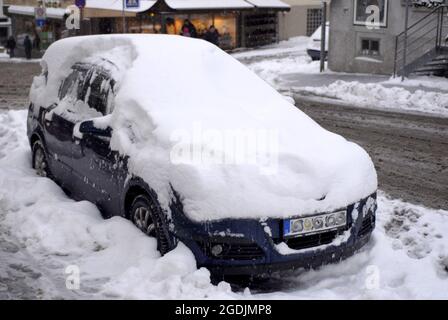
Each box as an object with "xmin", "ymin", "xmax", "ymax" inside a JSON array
[
  {"xmin": 285, "ymin": 230, "xmax": 339, "ymax": 251},
  {"xmin": 358, "ymin": 215, "xmax": 375, "ymax": 237},
  {"xmin": 198, "ymin": 241, "xmax": 265, "ymax": 261}
]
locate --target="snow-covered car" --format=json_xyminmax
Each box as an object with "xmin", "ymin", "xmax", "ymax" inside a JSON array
[
  {"xmin": 27, "ymin": 35, "xmax": 377, "ymax": 277},
  {"xmin": 307, "ymin": 22, "xmax": 329, "ymax": 61}
]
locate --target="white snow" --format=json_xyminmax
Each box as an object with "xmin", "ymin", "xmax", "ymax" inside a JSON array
[
  {"xmin": 165, "ymin": 0, "xmax": 253, "ymax": 10},
  {"xmin": 384, "ymin": 76, "xmax": 448, "ymax": 92},
  {"xmin": 245, "ymin": 0, "xmax": 290, "ymax": 8},
  {"xmin": 7, "ymin": 5, "xmax": 66, "ymax": 19},
  {"xmin": 31, "ymin": 34, "xmax": 377, "ymax": 222},
  {"xmin": 295, "ymin": 80, "xmax": 448, "ymax": 118},
  {"xmin": 234, "ymin": 36, "xmax": 448, "ymax": 118},
  {"xmin": 233, "ymin": 36, "xmax": 322, "ymax": 87},
  {"xmin": 86, "ymin": 0, "xmax": 157, "ymax": 12},
  {"xmin": 0, "ymin": 109, "xmax": 447, "ymax": 299}
]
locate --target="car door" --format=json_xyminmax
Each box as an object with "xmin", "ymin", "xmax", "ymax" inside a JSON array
[
  {"xmin": 42, "ymin": 67, "xmax": 87, "ymax": 191},
  {"xmin": 71, "ymin": 66, "xmax": 127, "ymax": 217}
]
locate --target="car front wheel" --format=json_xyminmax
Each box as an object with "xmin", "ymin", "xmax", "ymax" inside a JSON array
[{"xmin": 130, "ymin": 195, "xmax": 172, "ymax": 255}]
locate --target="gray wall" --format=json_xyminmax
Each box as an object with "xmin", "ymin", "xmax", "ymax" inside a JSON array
[
  {"xmin": 279, "ymin": 5, "xmax": 329, "ymax": 40},
  {"xmin": 329, "ymin": 0, "xmax": 434, "ymax": 75}
]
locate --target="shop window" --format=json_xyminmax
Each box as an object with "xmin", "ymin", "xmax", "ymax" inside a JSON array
[
  {"xmin": 213, "ymin": 13, "xmax": 237, "ymax": 50},
  {"xmin": 361, "ymin": 38, "xmax": 380, "ymax": 56},
  {"xmin": 190, "ymin": 14, "xmax": 213, "ymax": 38},
  {"xmin": 354, "ymin": 0, "xmax": 388, "ymax": 27},
  {"xmin": 172, "ymin": 13, "xmax": 237, "ymax": 50},
  {"xmin": 307, "ymin": 9, "xmax": 322, "ymax": 36},
  {"xmin": 243, "ymin": 13, "xmax": 278, "ymax": 48}
]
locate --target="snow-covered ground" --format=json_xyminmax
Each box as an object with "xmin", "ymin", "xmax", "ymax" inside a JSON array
[
  {"xmin": 295, "ymin": 81, "xmax": 448, "ymax": 118},
  {"xmin": 234, "ymin": 37, "xmax": 448, "ymax": 118},
  {"xmin": 233, "ymin": 37, "xmax": 322, "ymax": 88},
  {"xmin": 1, "ymin": 109, "xmax": 447, "ymax": 299},
  {"xmin": 0, "ymin": 56, "xmax": 41, "ymax": 63}
]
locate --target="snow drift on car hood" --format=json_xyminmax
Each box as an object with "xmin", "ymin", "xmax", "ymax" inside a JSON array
[{"xmin": 32, "ymin": 35, "xmax": 377, "ymax": 222}]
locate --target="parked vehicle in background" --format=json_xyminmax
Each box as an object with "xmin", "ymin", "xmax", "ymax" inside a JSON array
[{"xmin": 307, "ymin": 22, "xmax": 329, "ymax": 61}]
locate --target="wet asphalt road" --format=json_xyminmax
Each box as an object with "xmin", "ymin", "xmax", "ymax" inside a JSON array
[{"xmin": 295, "ymin": 95, "xmax": 448, "ymax": 210}]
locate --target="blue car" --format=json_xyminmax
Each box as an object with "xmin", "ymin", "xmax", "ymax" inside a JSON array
[{"xmin": 27, "ymin": 35, "xmax": 377, "ymax": 277}]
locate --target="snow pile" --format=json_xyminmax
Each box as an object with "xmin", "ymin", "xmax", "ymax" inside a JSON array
[
  {"xmin": 32, "ymin": 35, "xmax": 376, "ymax": 222},
  {"xmin": 385, "ymin": 76, "xmax": 448, "ymax": 93},
  {"xmin": 1, "ymin": 110, "xmax": 447, "ymax": 299},
  {"xmin": 295, "ymin": 80, "xmax": 448, "ymax": 117},
  {"xmin": 0, "ymin": 110, "xmax": 234, "ymax": 299},
  {"xmin": 233, "ymin": 36, "xmax": 321, "ymax": 87}
]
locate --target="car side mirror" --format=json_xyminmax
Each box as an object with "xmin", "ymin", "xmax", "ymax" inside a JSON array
[{"xmin": 79, "ymin": 120, "xmax": 112, "ymax": 138}]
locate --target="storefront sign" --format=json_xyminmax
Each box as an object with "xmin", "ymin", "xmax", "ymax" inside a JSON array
[
  {"xmin": 125, "ymin": 0, "xmax": 140, "ymax": 9},
  {"xmin": 35, "ymin": 6, "xmax": 46, "ymax": 27},
  {"xmin": 35, "ymin": 6, "xmax": 46, "ymax": 20}
]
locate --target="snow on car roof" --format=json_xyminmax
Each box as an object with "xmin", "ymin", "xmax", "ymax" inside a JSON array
[{"xmin": 33, "ymin": 34, "xmax": 377, "ymax": 222}]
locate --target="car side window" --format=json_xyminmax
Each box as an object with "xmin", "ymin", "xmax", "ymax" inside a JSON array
[
  {"xmin": 85, "ymin": 71, "xmax": 115, "ymax": 116},
  {"xmin": 58, "ymin": 70, "xmax": 79, "ymax": 100},
  {"xmin": 58, "ymin": 67, "xmax": 89, "ymax": 101}
]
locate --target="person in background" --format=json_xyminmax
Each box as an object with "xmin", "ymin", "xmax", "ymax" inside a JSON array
[
  {"xmin": 24, "ymin": 35, "xmax": 32, "ymax": 60},
  {"xmin": 6, "ymin": 36, "xmax": 16, "ymax": 58},
  {"xmin": 33, "ymin": 33, "xmax": 41, "ymax": 51},
  {"xmin": 180, "ymin": 19, "xmax": 197, "ymax": 38},
  {"xmin": 181, "ymin": 26, "xmax": 191, "ymax": 37},
  {"xmin": 204, "ymin": 25, "xmax": 220, "ymax": 47}
]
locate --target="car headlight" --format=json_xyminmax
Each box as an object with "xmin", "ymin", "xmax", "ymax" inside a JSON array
[{"xmin": 284, "ymin": 210, "xmax": 348, "ymax": 237}]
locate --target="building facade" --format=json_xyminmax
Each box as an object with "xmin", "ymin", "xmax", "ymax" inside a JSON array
[
  {"xmin": 328, "ymin": 0, "xmax": 448, "ymax": 75},
  {"xmin": 279, "ymin": 0, "xmax": 329, "ymax": 40},
  {"xmin": 0, "ymin": 0, "xmax": 12, "ymax": 45},
  {"xmin": 3, "ymin": 0, "xmax": 290, "ymax": 54}
]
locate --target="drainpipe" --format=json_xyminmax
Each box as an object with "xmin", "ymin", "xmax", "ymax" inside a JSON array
[
  {"xmin": 0, "ymin": 0, "xmax": 4, "ymax": 18},
  {"xmin": 402, "ymin": 0, "xmax": 410, "ymax": 81},
  {"xmin": 122, "ymin": 0, "xmax": 126, "ymax": 33},
  {"xmin": 320, "ymin": 1, "xmax": 327, "ymax": 73}
]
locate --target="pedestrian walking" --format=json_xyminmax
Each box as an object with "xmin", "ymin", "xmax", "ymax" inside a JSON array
[
  {"xmin": 6, "ymin": 36, "xmax": 16, "ymax": 58},
  {"xmin": 24, "ymin": 35, "xmax": 32, "ymax": 60}
]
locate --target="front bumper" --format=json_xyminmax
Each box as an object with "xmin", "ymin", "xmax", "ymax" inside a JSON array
[{"xmin": 170, "ymin": 193, "xmax": 377, "ymax": 276}]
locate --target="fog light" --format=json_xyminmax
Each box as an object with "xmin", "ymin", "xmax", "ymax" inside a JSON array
[{"xmin": 211, "ymin": 244, "xmax": 223, "ymax": 256}]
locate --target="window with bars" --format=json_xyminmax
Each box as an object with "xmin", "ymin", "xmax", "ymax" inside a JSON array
[
  {"xmin": 307, "ymin": 9, "xmax": 323, "ymax": 36},
  {"xmin": 361, "ymin": 38, "xmax": 380, "ymax": 56}
]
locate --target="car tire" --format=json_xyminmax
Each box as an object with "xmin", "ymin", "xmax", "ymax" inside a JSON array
[
  {"xmin": 130, "ymin": 194, "xmax": 172, "ymax": 255},
  {"xmin": 32, "ymin": 140, "xmax": 52, "ymax": 178}
]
